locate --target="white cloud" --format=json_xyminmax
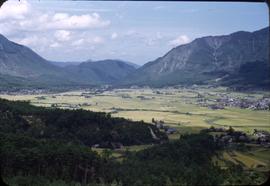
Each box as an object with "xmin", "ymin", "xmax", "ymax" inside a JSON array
[
  {"xmin": 169, "ymin": 35, "xmax": 190, "ymax": 47},
  {"xmin": 153, "ymin": 6, "xmax": 165, "ymax": 11},
  {"xmin": 125, "ymin": 30, "xmax": 137, "ymax": 36},
  {"xmin": 18, "ymin": 35, "xmax": 49, "ymax": 47},
  {"xmin": 0, "ymin": 0, "xmax": 111, "ymax": 58},
  {"xmin": 19, "ymin": 35, "xmax": 39, "ymax": 46},
  {"xmin": 54, "ymin": 30, "xmax": 71, "ymax": 42},
  {"xmin": 92, "ymin": 36, "xmax": 105, "ymax": 44},
  {"xmin": 46, "ymin": 13, "xmax": 110, "ymax": 30},
  {"xmin": 15, "ymin": 35, "xmax": 51, "ymax": 53},
  {"xmin": 0, "ymin": 0, "xmax": 111, "ymax": 34},
  {"xmin": 146, "ymin": 38, "xmax": 155, "ymax": 46},
  {"xmin": 71, "ymin": 39, "xmax": 85, "ymax": 46},
  {"xmin": 111, "ymin": 32, "xmax": 118, "ymax": 40},
  {"xmin": 0, "ymin": 0, "xmax": 30, "ymax": 21},
  {"xmin": 50, "ymin": 42, "xmax": 61, "ymax": 48},
  {"xmin": 156, "ymin": 32, "xmax": 163, "ymax": 39}
]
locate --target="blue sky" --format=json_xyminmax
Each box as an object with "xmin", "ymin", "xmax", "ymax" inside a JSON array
[{"xmin": 0, "ymin": 0, "xmax": 268, "ymax": 65}]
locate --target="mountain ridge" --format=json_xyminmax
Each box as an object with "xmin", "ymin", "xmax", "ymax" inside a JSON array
[
  {"xmin": 64, "ymin": 59, "xmax": 136, "ymax": 84},
  {"xmin": 0, "ymin": 35, "xmax": 137, "ymax": 87},
  {"xmin": 0, "ymin": 27, "xmax": 269, "ymax": 89},
  {"xmin": 123, "ymin": 26, "xmax": 269, "ymax": 88}
]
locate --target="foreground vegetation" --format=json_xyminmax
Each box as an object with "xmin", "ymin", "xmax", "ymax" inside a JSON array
[
  {"xmin": 0, "ymin": 98, "xmax": 167, "ymax": 148},
  {"xmin": 1, "ymin": 132, "xmax": 267, "ymax": 186},
  {"xmin": 0, "ymin": 98, "xmax": 269, "ymax": 185}
]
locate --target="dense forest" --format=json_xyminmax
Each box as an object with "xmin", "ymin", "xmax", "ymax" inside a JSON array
[
  {"xmin": 0, "ymin": 99, "xmax": 267, "ymax": 185},
  {"xmin": 0, "ymin": 98, "xmax": 167, "ymax": 147}
]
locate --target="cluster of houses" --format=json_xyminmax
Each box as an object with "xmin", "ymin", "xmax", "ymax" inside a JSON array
[
  {"xmin": 79, "ymin": 86, "xmax": 113, "ymax": 96},
  {"xmin": 51, "ymin": 103, "xmax": 84, "ymax": 109},
  {"xmin": 1, "ymin": 88, "xmax": 51, "ymax": 95},
  {"xmin": 208, "ymin": 104, "xmax": 225, "ymax": 110},
  {"xmin": 215, "ymin": 97, "xmax": 270, "ymax": 110},
  {"xmin": 205, "ymin": 126, "xmax": 270, "ymax": 147},
  {"xmin": 136, "ymin": 96, "xmax": 154, "ymax": 100},
  {"xmin": 121, "ymin": 94, "xmax": 132, "ymax": 99},
  {"xmin": 36, "ymin": 96, "xmax": 46, "ymax": 100},
  {"xmin": 196, "ymin": 92, "xmax": 270, "ymax": 110},
  {"xmin": 253, "ymin": 129, "xmax": 270, "ymax": 143},
  {"xmin": 153, "ymin": 119, "xmax": 177, "ymax": 134}
]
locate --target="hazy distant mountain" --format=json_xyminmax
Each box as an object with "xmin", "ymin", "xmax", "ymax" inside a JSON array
[
  {"xmin": 0, "ymin": 34, "xmax": 136, "ymax": 87},
  {"xmin": 0, "ymin": 34, "xmax": 78, "ymax": 87},
  {"xmin": 123, "ymin": 61, "xmax": 140, "ymax": 69},
  {"xmin": 0, "ymin": 34, "xmax": 62, "ymax": 77},
  {"xmin": 50, "ymin": 61, "xmax": 82, "ymax": 67},
  {"xmin": 125, "ymin": 27, "xmax": 269, "ymax": 88},
  {"xmin": 65, "ymin": 59, "xmax": 136, "ymax": 84},
  {"xmin": 0, "ymin": 27, "xmax": 269, "ymax": 89}
]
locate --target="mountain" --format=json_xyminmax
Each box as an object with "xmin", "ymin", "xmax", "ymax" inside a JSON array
[
  {"xmin": 50, "ymin": 61, "xmax": 82, "ymax": 67},
  {"xmin": 0, "ymin": 27, "xmax": 268, "ymax": 89},
  {"xmin": 0, "ymin": 34, "xmax": 62, "ymax": 78},
  {"xmin": 125, "ymin": 27, "xmax": 269, "ymax": 88},
  {"xmin": 0, "ymin": 35, "xmax": 136, "ymax": 88},
  {"xmin": 0, "ymin": 34, "xmax": 77, "ymax": 87},
  {"xmin": 65, "ymin": 59, "xmax": 136, "ymax": 84},
  {"xmin": 124, "ymin": 61, "xmax": 141, "ymax": 69}
]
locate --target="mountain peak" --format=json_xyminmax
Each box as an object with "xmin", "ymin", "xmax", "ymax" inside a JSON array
[{"xmin": 125, "ymin": 27, "xmax": 269, "ymax": 88}]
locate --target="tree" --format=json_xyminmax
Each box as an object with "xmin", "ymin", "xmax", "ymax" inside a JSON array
[{"xmin": 228, "ymin": 126, "xmax": 235, "ymax": 134}]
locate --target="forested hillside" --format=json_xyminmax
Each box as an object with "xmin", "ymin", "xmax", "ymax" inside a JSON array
[
  {"xmin": 0, "ymin": 99, "xmax": 167, "ymax": 147},
  {"xmin": 0, "ymin": 99, "xmax": 267, "ymax": 185}
]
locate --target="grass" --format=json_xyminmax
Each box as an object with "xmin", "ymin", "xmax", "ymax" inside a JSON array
[
  {"xmin": 1, "ymin": 86, "xmax": 269, "ymax": 175},
  {"xmin": 220, "ymin": 149, "xmax": 270, "ymax": 171},
  {"xmin": 233, "ymin": 151, "xmax": 267, "ymax": 169},
  {"xmin": 91, "ymin": 144, "xmax": 153, "ymax": 162},
  {"xmin": 222, "ymin": 151, "xmax": 240, "ymax": 165},
  {"xmin": 1, "ymin": 87, "xmax": 269, "ymax": 135}
]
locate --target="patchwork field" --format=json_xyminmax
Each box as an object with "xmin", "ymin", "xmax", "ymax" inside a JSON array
[
  {"xmin": 1, "ymin": 86, "xmax": 269, "ymax": 174},
  {"xmin": 214, "ymin": 147, "xmax": 270, "ymax": 171},
  {"xmin": 1, "ymin": 86, "xmax": 269, "ymax": 135}
]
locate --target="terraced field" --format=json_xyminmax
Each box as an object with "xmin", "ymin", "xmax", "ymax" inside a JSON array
[{"xmin": 212, "ymin": 145, "xmax": 270, "ymax": 173}]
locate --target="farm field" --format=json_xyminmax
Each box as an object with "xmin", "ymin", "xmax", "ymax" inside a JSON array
[
  {"xmin": 1, "ymin": 86, "xmax": 269, "ymax": 175},
  {"xmin": 1, "ymin": 86, "xmax": 269, "ymax": 134},
  {"xmin": 214, "ymin": 147, "xmax": 270, "ymax": 171}
]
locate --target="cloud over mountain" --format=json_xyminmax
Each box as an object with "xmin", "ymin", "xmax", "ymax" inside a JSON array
[
  {"xmin": 0, "ymin": 0, "xmax": 110, "ymax": 35},
  {"xmin": 169, "ymin": 35, "xmax": 190, "ymax": 47}
]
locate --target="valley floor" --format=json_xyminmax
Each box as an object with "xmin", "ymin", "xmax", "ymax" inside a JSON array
[
  {"xmin": 1, "ymin": 86, "xmax": 269, "ymax": 134},
  {"xmin": 1, "ymin": 86, "xmax": 270, "ymax": 180}
]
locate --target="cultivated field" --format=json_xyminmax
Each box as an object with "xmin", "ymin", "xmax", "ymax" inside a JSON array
[
  {"xmin": 1, "ymin": 86, "xmax": 269, "ymax": 134},
  {"xmin": 1, "ymin": 86, "xmax": 269, "ymax": 172},
  {"xmin": 213, "ymin": 146, "xmax": 270, "ymax": 172}
]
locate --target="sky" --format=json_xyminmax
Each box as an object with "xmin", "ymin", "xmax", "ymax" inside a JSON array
[{"xmin": 0, "ymin": 0, "xmax": 268, "ymax": 65}]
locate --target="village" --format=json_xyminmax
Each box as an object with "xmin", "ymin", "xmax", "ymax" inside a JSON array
[
  {"xmin": 196, "ymin": 93, "xmax": 270, "ymax": 110},
  {"xmin": 203, "ymin": 126, "xmax": 270, "ymax": 148},
  {"xmin": 152, "ymin": 117, "xmax": 270, "ymax": 149}
]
